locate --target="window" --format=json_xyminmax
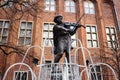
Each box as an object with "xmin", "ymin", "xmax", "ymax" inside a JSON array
[
  {"xmin": 18, "ymin": 21, "xmax": 33, "ymax": 45},
  {"xmin": 65, "ymin": 0, "xmax": 76, "ymax": 13},
  {"xmin": 43, "ymin": 23, "xmax": 54, "ymax": 46},
  {"xmin": 2, "ymin": 0, "xmax": 13, "ymax": 8},
  {"xmin": 90, "ymin": 66, "xmax": 103, "ymax": 80},
  {"xmin": 0, "ymin": 20, "xmax": 10, "ymax": 43},
  {"xmin": 84, "ymin": 1, "xmax": 95, "ymax": 14},
  {"xmin": 71, "ymin": 33, "xmax": 77, "ymax": 47},
  {"xmin": 45, "ymin": 0, "xmax": 55, "ymax": 11},
  {"xmin": 14, "ymin": 71, "xmax": 28, "ymax": 80},
  {"xmin": 22, "ymin": 0, "xmax": 36, "ymax": 7},
  {"xmin": 105, "ymin": 27, "xmax": 117, "ymax": 48},
  {"xmin": 86, "ymin": 25, "xmax": 98, "ymax": 48}
]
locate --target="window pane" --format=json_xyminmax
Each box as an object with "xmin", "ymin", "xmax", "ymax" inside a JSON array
[
  {"xmin": 48, "ymin": 40, "xmax": 52, "ymax": 46},
  {"xmin": 27, "ymin": 22, "xmax": 32, "ymax": 29},
  {"xmin": 84, "ymin": 2, "xmax": 89, "ymax": 7},
  {"xmin": 45, "ymin": 0, "xmax": 49, "ymax": 4},
  {"xmin": 43, "ymin": 32, "xmax": 48, "ymax": 38},
  {"xmin": 93, "ymin": 41, "xmax": 97, "ymax": 47},
  {"xmin": 86, "ymin": 26, "xmax": 90, "ymax": 32},
  {"xmin": 45, "ymin": 5, "xmax": 49, "ymax": 10},
  {"xmin": 96, "ymin": 66, "xmax": 100, "ymax": 72},
  {"xmin": 89, "ymin": 3, "xmax": 94, "ymax": 8},
  {"xmin": 50, "ymin": 6, "xmax": 55, "ymax": 11},
  {"xmin": 22, "ymin": 72, "xmax": 27, "ymax": 80},
  {"xmin": 97, "ymin": 73, "xmax": 102, "ymax": 80},
  {"xmin": 3, "ymin": 29, "xmax": 8, "ymax": 36},
  {"xmin": 87, "ymin": 40, "xmax": 92, "ymax": 47},
  {"xmin": 19, "ymin": 37, "xmax": 24, "ymax": 45},
  {"xmin": 26, "ymin": 30, "xmax": 32, "ymax": 37},
  {"xmin": 4, "ymin": 21, "xmax": 10, "ymax": 28},
  {"xmin": 49, "ymin": 24, "xmax": 54, "ymax": 30},
  {"xmin": 108, "ymin": 42, "xmax": 112, "ymax": 47},
  {"xmin": 107, "ymin": 35, "xmax": 110, "ymax": 41},
  {"xmin": 44, "ymin": 24, "xmax": 49, "ymax": 30},
  {"xmin": 91, "ymin": 73, "xmax": 96, "ymax": 80},
  {"xmin": 1, "ymin": 37, "xmax": 7, "ymax": 43},
  {"xmin": 0, "ymin": 21, "xmax": 3, "ymax": 27},
  {"xmin": 71, "ymin": 7, "xmax": 75, "ymax": 12},
  {"xmin": 106, "ymin": 28, "xmax": 109, "ymax": 34},
  {"xmin": 43, "ymin": 39, "xmax": 49, "ymax": 46},
  {"xmin": 25, "ymin": 38, "xmax": 31, "ymax": 45},
  {"xmin": 91, "ymin": 66, "xmax": 102, "ymax": 80},
  {"xmin": 65, "ymin": 7, "xmax": 70, "ymax": 12},
  {"xmin": 92, "ymin": 34, "xmax": 97, "ymax": 40},
  {"xmin": 87, "ymin": 34, "xmax": 91, "ymax": 39},
  {"xmin": 20, "ymin": 30, "xmax": 26, "ymax": 37},
  {"xmin": 15, "ymin": 72, "xmax": 21, "ymax": 80},
  {"xmin": 112, "ymin": 35, "xmax": 116, "ymax": 41},
  {"xmin": 49, "ymin": 32, "xmax": 53, "ymax": 38},
  {"xmin": 91, "ymin": 26, "xmax": 96, "ymax": 33},
  {"xmin": 111, "ymin": 28, "xmax": 115, "ymax": 34},
  {"xmin": 51, "ymin": 0, "xmax": 55, "ymax": 5},
  {"xmin": 65, "ymin": 1, "xmax": 70, "ymax": 6},
  {"xmin": 85, "ymin": 8, "xmax": 89, "ymax": 14},
  {"xmin": 90, "ymin": 9, "xmax": 95, "ymax": 14},
  {"xmin": 70, "ymin": 1, "xmax": 75, "ymax": 6},
  {"xmin": 21, "ymin": 22, "xmax": 26, "ymax": 29}
]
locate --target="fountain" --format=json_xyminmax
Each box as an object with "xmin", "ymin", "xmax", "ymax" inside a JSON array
[{"xmin": 2, "ymin": 39, "xmax": 118, "ymax": 80}]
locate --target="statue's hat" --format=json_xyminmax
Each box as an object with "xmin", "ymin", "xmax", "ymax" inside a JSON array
[{"xmin": 54, "ymin": 15, "xmax": 63, "ymax": 23}]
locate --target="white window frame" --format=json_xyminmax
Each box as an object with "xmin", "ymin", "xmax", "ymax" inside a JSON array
[
  {"xmin": 86, "ymin": 24, "xmax": 99, "ymax": 48},
  {"xmin": 65, "ymin": 0, "xmax": 76, "ymax": 13},
  {"xmin": 13, "ymin": 71, "xmax": 28, "ymax": 80},
  {"xmin": 105, "ymin": 26, "xmax": 118, "ymax": 48},
  {"xmin": 84, "ymin": 1, "xmax": 95, "ymax": 14},
  {"xmin": 42, "ymin": 22, "xmax": 54, "ymax": 47},
  {"xmin": 90, "ymin": 66, "xmax": 103, "ymax": 80},
  {"xmin": 0, "ymin": 19, "xmax": 10, "ymax": 44},
  {"xmin": 44, "ymin": 0, "xmax": 56, "ymax": 11},
  {"xmin": 18, "ymin": 20, "xmax": 33, "ymax": 46}
]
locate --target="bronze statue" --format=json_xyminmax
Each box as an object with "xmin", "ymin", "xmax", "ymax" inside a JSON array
[{"xmin": 53, "ymin": 15, "xmax": 85, "ymax": 63}]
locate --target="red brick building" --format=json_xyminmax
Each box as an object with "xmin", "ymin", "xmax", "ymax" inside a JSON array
[{"xmin": 0, "ymin": 0, "xmax": 120, "ymax": 80}]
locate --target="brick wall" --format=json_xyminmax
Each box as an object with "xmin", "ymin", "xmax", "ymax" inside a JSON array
[{"xmin": 0, "ymin": 0, "xmax": 120, "ymax": 80}]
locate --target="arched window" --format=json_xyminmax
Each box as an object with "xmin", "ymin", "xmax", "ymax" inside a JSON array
[
  {"xmin": 84, "ymin": 1, "xmax": 95, "ymax": 14},
  {"xmin": 65, "ymin": 0, "xmax": 76, "ymax": 13}
]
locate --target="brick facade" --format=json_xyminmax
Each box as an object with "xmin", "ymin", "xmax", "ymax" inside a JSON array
[{"xmin": 0, "ymin": 0, "xmax": 120, "ymax": 80}]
